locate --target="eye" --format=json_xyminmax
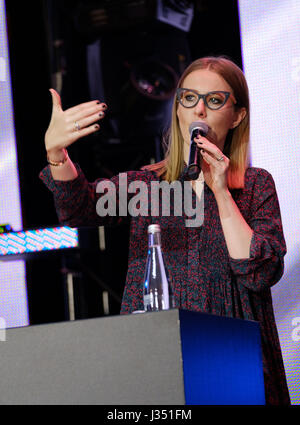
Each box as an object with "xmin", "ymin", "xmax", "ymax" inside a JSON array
[
  {"xmin": 184, "ymin": 93, "xmax": 197, "ymax": 102},
  {"xmin": 207, "ymin": 95, "xmax": 222, "ymax": 104},
  {"xmin": 206, "ymin": 92, "xmax": 226, "ymax": 108}
]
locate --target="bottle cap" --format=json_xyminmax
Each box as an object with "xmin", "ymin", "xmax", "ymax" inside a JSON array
[{"xmin": 148, "ymin": 224, "xmax": 161, "ymax": 234}]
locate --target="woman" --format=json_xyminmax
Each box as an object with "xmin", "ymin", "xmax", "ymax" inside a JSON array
[{"xmin": 40, "ymin": 56, "xmax": 290, "ymax": 404}]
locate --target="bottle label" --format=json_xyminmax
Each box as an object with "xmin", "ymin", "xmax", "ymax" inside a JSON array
[{"xmin": 143, "ymin": 294, "xmax": 153, "ymax": 307}]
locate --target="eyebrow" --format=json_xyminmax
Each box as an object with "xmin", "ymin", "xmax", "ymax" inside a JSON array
[{"xmin": 181, "ymin": 88, "xmax": 226, "ymax": 93}]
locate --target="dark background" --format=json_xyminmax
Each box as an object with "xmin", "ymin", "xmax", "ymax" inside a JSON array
[{"xmin": 5, "ymin": 0, "xmax": 242, "ymax": 325}]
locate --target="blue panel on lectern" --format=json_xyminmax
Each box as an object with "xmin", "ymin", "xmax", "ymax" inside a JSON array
[{"xmin": 179, "ymin": 310, "xmax": 265, "ymax": 405}]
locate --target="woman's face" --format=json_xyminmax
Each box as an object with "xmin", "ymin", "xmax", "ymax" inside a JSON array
[{"xmin": 176, "ymin": 68, "xmax": 245, "ymax": 152}]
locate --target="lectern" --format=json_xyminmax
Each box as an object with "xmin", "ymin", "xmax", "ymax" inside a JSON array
[{"xmin": 0, "ymin": 309, "xmax": 265, "ymax": 404}]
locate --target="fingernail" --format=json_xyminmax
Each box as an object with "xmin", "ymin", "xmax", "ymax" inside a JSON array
[
  {"xmin": 99, "ymin": 111, "xmax": 104, "ymax": 117},
  {"xmin": 95, "ymin": 124, "xmax": 100, "ymax": 130},
  {"xmin": 102, "ymin": 103, "xmax": 107, "ymax": 109}
]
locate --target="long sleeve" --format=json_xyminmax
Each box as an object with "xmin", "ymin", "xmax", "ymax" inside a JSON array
[
  {"xmin": 39, "ymin": 164, "xmax": 157, "ymax": 228},
  {"xmin": 229, "ymin": 168, "xmax": 286, "ymax": 292},
  {"xmin": 40, "ymin": 163, "xmax": 100, "ymax": 227}
]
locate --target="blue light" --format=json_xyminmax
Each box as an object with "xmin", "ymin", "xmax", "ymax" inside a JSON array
[{"xmin": 0, "ymin": 226, "xmax": 79, "ymax": 257}]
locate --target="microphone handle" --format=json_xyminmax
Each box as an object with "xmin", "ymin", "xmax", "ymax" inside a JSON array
[{"xmin": 186, "ymin": 128, "xmax": 203, "ymax": 180}]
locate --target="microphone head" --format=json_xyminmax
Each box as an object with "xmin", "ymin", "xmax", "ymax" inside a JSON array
[{"xmin": 189, "ymin": 121, "xmax": 209, "ymax": 137}]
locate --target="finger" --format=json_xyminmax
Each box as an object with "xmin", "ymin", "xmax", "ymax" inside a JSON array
[
  {"xmin": 68, "ymin": 111, "xmax": 105, "ymax": 132},
  {"xmin": 196, "ymin": 137, "xmax": 223, "ymax": 159},
  {"xmin": 49, "ymin": 88, "xmax": 62, "ymax": 111},
  {"xmin": 70, "ymin": 123, "xmax": 100, "ymax": 142},
  {"xmin": 200, "ymin": 149, "xmax": 227, "ymax": 166},
  {"xmin": 200, "ymin": 149, "xmax": 212, "ymax": 165},
  {"xmin": 195, "ymin": 135, "xmax": 217, "ymax": 150},
  {"xmin": 69, "ymin": 104, "xmax": 106, "ymax": 122},
  {"xmin": 67, "ymin": 100, "xmax": 106, "ymax": 116}
]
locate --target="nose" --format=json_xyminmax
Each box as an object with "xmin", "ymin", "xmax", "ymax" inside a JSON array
[{"xmin": 194, "ymin": 98, "xmax": 207, "ymax": 118}]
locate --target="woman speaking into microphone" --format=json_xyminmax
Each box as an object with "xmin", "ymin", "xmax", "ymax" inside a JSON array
[{"xmin": 40, "ymin": 56, "xmax": 290, "ymax": 405}]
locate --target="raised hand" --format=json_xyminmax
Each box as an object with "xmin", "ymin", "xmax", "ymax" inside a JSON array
[
  {"xmin": 195, "ymin": 134, "xmax": 229, "ymax": 195},
  {"xmin": 45, "ymin": 88, "xmax": 106, "ymax": 159}
]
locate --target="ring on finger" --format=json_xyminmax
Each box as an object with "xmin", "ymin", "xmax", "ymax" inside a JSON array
[
  {"xmin": 217, "ymin": 155, "xmax": 224, "ymax": 161},
  {"xmin": 74, "ymin": 121, "xmax": 81, "ymax": 131}
]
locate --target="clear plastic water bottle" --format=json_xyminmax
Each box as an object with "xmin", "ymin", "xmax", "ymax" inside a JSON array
[{"xmin": 143, "ymin": 224, "xmax": 175, "ymax": 312}]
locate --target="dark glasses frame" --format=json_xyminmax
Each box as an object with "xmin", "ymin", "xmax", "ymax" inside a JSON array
[{"xmin": 176, "ymin": 88, "xmax": 237, "ymax": 110}]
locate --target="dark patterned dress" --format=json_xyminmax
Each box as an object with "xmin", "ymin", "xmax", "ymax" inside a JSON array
[{"xmin": 40, "ymin": 163, "xmax": 290, "ymax": 405}]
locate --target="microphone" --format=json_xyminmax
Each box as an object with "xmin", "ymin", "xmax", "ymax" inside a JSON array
[{"xmin": 185, "ymin": 121, "xmax": 209, "ymax": 180}]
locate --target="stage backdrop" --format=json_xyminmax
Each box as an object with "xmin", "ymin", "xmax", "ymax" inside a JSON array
[
  {"xmin": 0, "ymin": 0, "xmax": 28, "ymax": 328},
  {"xmin": 239, "ymin": 0, "xmax": 300, "ymax": 404}
]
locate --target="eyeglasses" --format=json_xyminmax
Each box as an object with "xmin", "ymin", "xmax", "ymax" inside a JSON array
[{"xmin": 176, "ymin": 88, "xmax": 237, "ymax": 110}]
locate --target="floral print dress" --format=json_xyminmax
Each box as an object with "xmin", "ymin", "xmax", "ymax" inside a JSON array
[{"xmin": 40, "ymin": 163, "xmax": 290, "ymax": 405}]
